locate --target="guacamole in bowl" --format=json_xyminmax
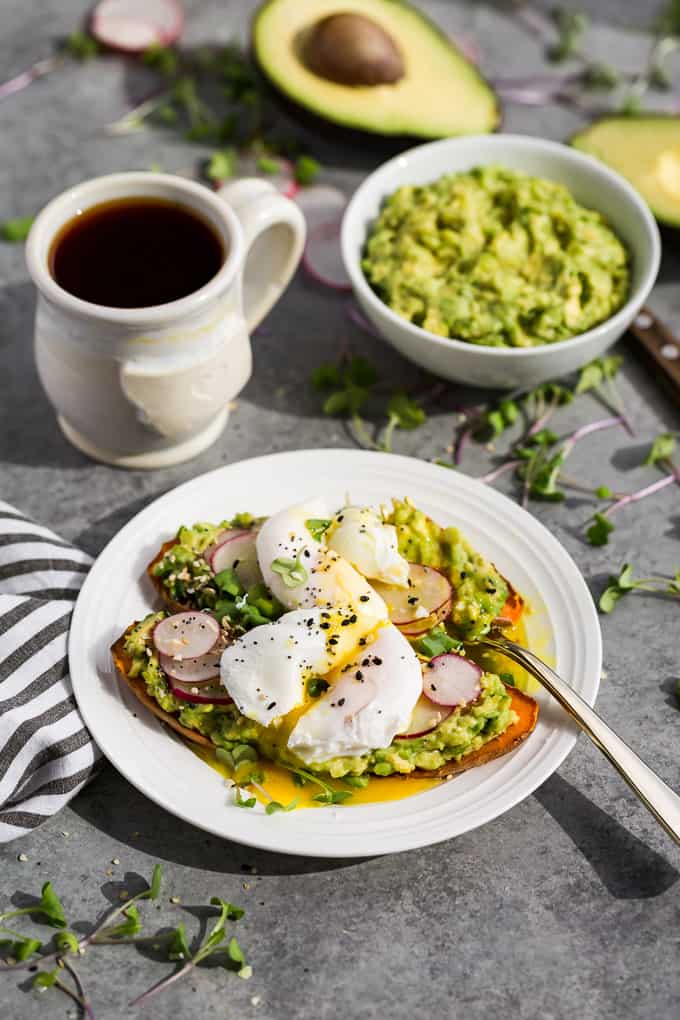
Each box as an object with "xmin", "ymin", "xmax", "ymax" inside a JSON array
[{"xmin": 362, "ymin": 165, "xmax": 630, "ymax": 348}]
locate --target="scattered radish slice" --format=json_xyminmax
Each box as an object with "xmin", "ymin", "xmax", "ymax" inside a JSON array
[
  {"xmin": 91, "ymin": 0, "xmax": 184, "ymax": 53},
  {"xmin": 303, "ymin": 221, "xmax": 351, "ymax": 291},
  {"xmin": 205, "ymin": 529, "xmax": 262, "ymax": 590},
  {"xmin": 153, "ymin": 611, "xmax": 219, "ymax": 659},
  {"xmin": 422, "ymin": 654, "xmax": 482, "ymax": 707},
  {"xmin": 395, "ymin": 695, "xmax": 452, "ymax": 739},
  {"xmin": 168, "ymin": 676, "xmax": 233, "ymax": 705},
  {"xmin": 160, "ymin": 650, "xmax": 221, "ymax": 683},
  {"xmin": 295, "ymin": 185, "xmax": 347, "ymax": 233},
  {"xmin": 371, "ymin": 564, "xmax": 452, "ymax": 635}
]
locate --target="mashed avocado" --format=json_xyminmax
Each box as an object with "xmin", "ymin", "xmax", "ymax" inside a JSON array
[
  {"xmin": 123, "ymin": 611, "xmax": 514, "ymax": 779},
  {"xmin": 126, "ymin": 499, "xmax": 518, "ymax": 780},
  {"xmin": 362, "ymin": 165, "xmax": 630, "ymax": 347},
  {"xmin": 386, "ymin": 499, "xmax": 508, "ymax": 639}
]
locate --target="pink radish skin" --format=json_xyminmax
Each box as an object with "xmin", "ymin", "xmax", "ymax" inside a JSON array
[
  {"xmin": 206, "ymin": 529, "xmax": 261, "ymax": 589},
  {"xmin": 303, "ymin": 221, "xmax": 352, "ymax": 291},
  {"xmin": 168, "ymin": 677, "xmax": 233, "ymax": 705},
  {"xmin": 159, "ymin": 650, "xmax": 221, "ymax": 683},
  {"xmin": 395, "ymin": 695, "xmax": 453, "ymax": 739},
  {"xmin": 153, "ymin": 611, "xmax": 219, "ymax": 659},
  {"xmin": 422, "ymin": 654, "xmax": 482, "ymax": 707},
  {"xmin": 91, "ymin": 0, "xmax": 184, "ymax": 53},
  {"xmin": 371, "ymin": 563, "xmax": 452, "ymax": 633}
]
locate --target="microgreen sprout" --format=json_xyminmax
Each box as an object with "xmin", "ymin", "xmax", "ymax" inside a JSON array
[
  {"xmin": 271, "ymin": 549, "xmax": 309, "ymax": 588},
  {"xmin": 305, "ymin": 518, "xmax": 331, "ymax": 541},
  {"xmin": 381, "ymin": 393, "xmax": 426, "ymax": 452},
  {"xmin": 2, "ymin": 216, "xmax": 34, "ymax": 242},
  {"xmin": 599, "ymin": 563, "xmax": 680, "ymax": 613},
  {"xmin": 282, "ymin": 765, "xmax": 353, "ymax": 805}
]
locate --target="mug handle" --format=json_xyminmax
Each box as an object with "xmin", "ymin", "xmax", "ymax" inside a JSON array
[{"xmin": 216, "ymin": 179, "xmax": 306, "ymax": 332}]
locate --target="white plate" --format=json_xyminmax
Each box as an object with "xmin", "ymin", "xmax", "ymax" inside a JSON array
[{"xmin": 69, "ymin": 449, "xmax": 601, "ymax": 858}]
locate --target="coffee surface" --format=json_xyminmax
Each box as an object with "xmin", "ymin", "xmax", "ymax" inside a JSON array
[{"xmin": 49, "ymin": 197, "xmax": 224, "ymax": 308}]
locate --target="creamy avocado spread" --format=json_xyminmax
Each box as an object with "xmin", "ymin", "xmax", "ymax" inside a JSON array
[
  {"xmin": 127, "ymin": 500, "xmax": 517, "ymax": 778},
  {"xmin": 362, "ymin": 165, "xmax": 630, "ymax": 347}
]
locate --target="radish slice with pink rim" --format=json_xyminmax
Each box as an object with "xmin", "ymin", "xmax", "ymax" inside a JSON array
[
  {"xmin": 422, "ymin": 654, "xmax": 482, "ymax": 707},
  {"xmin": 205, "ymin": 529, "xmax": 262, "ymax": 590},
  {"xmin": 168, "ymin": 676, "xmax": 233, "ymax": 705},
  {"xmin": 395, "ymin": 695, "xmax": 453, "ymax": 739},
  {"xmin": 371, "ymin": 564, "xmax": 452, "ymax": 635},
  {"xmin": 295, "ymin": 186, "xmax": 351, "ymax": 291},
  {"xmin": 160, "ymin": 650, "xmax": 221, "ymax": 683},
  {"xmin": 91, "ymin": 0, "xmax": 184, "ymax": 53},
  {"xmin": 153, "ymin": 611, "xmax": 219, "ymax": 659}
]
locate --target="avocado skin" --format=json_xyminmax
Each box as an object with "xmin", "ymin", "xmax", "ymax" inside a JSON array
[
  {"xmin": 571, "ymin": 113, "xmax": 680, "ymax": 229},
  {"xmin": 251, "ymin": 0, "xmax": 501, "ymax": 141}
]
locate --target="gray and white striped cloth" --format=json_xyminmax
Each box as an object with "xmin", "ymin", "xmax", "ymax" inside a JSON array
[{"xmin": 0, "ymin": 500, "xmax": 101, "ymax": 842}]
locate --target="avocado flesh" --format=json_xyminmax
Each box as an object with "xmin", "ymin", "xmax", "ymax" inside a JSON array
[
  {"xmin": 252, "ymin": 0, "xmax": 500, "ymax": 139},
  {"xmin": 572, "ymin": 115, "xmax": 680, "ymax": 227}
]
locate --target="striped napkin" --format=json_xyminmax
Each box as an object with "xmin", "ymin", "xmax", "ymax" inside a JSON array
[{"xmin": 0, "ymin": 501, "xmax": 101, "ymax": 842}]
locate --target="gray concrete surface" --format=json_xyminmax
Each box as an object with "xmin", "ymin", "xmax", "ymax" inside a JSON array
[{"xmin": 2, "ymin": 2, "xmax": 680, "ymax": 1018}]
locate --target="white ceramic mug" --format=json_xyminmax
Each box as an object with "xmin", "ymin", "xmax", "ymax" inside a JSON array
[{"xmin": 25, "ymin": 172, "xmax": 306, "ymax": 468}]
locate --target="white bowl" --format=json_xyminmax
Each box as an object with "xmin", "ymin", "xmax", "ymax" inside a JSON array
[{"xmin": 341, "ymin": 134, "xmax": 661, "ymax": 389}]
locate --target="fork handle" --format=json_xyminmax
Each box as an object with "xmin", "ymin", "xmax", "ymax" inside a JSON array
[{"xmin": 483, "ymin": 636, "xmax": 680, "ymax": 847}]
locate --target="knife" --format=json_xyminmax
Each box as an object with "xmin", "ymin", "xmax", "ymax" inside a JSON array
[{"xmin": 628, "ymin": 306, "xmax": 680, "ymax": 406}]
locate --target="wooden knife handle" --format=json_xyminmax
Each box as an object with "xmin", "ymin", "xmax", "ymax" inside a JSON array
[{"xmin": 628, "ymin": 306, "xmax": 680, "ymax": 405}]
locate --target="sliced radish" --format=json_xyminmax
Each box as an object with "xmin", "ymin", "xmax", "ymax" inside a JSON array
[
  {"xmin": 422, "ymin": 654, "xmax": 482, "ymax": 707},
  {"xmin": 206, "ymin": 529, "xmax": 262, "ymax": 590},
  {"xmin": 395, "ymin": 695, "xmax": 453, "ymax": 739},
  {"xmin": 371, "ymin": 564, "xmax": 452, "ymax": 635},
  {"xmin": 168, "ymin": 676, "xmax": 232, "ymax": 705},
  {"xmin": 160, "ymin": 650, "xmax": 221, "ymax": 683},
  {"xmin": 91, "ymin": 0, "xmax": 184, "ymax": 53},
  {"xmin": 295, "ymin": 185, "xmax": 347, "ymax": 234},
  {"xmin": 303, "ymin": 221, "xmax": 351, "ymax": 291},
  {"xmin": 153, "ymin": 611, "xmax": 219, "ymax": 659}
]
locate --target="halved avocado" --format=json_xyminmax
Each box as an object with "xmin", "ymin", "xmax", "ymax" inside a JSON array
[
  {"xmin": 572, "ymin": 115, "xmax": 680, "ymax": 227},
  {"xmin": 252, "ymin": 0, "xmax": 500, "ymax": 139}
]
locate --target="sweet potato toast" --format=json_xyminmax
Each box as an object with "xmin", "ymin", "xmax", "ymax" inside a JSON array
[
  {"xmin": 112, "ymin": 624, "xmax": 538, "ymax": 778},
  {"xmin": 111, "ymin": 632, "xmax": 213, "ymax": 749},
  {"xmin": 410, "ymin": 685, "xmax": 539, "ymax": 779}
]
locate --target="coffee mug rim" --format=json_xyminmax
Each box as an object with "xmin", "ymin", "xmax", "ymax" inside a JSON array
[{"xmin": 25, "ymin": 171, "xmax": 245, "ymax": 325}]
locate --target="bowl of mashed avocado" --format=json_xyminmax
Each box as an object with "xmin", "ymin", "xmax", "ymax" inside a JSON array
[{"xmin": 341, "ymin": 135, "xmax": 660, "ymax": 388}]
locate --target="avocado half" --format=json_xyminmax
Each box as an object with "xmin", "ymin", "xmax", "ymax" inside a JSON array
[
  {"xmin": 252, "ymin": 0, "xmax": 500, "ymax": 139},
  {"xmin": 572, "ymin": 114, "xmax": 680, "ymax": 227}
]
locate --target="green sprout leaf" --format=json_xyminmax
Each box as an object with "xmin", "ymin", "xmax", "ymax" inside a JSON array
[
  {"xmin": 257, "ymin": 156, "xmax": 280, "ymax": 174},
  {"xmin": 55, "ymin": 930, "xmax": 80, "ymax": 955},
  {"xmin": 305, "ymin": 518, "xmax": 331, "ymax": 541},
  {"xmin": 209, "ymin": 898, "xmax": 244, "ymax": 921},
  {"xmin": 548, "ymin": 8, "xmax": 589, "ymax": 63},
  {"xmin": 32, "ymin": 969, "xmax": 58, "ymax": 989},
  {"xmin": 64, "ymin": 30, "xmax": 99, "ymax": 60},
  {"xmin": 143, "ymin": 43, "xmax": 179, "ymax": 76},
  {"xmin": 2, "ymin": 216, "xmax": 34, "ymax": 242},
  {"xmin": 271, "ymin": 551, "xmax": 308, "ymax": 588},
  {"xmin": 414, "ymin": 626, "xmax": 462, "ymax": 658},
  {"xmin": 167, "ymin": 923, "xmax": 191, "ymax": 961},
  {"xmin": 386, "ymin": 393, "xmax": 425, "ymax": 431},
  {"xmin": 345, "ymin": 357, "xmax": 378, "ymax": 388},
  {"xmin": 206, "ymin": 148, "xmax": 237, "ymax": 182},
  {"xmin": 644, "ymin": 432, "xmax": 676, "ymax": 466},
  {"xmin": 148, "ymin": 864, "xmax": 163, "ymax": 902},
  {"xmin": 307, "ymin": 677, "xmax": 330, "ymax": 698},
  {"xmin": 586, "ymin": 512, "xmax": 615, "ymax": 546},
  {"xmin": 310, "ymin": 363, "xmax": 342, "ymax": 390},
  {"xmin": 265, "ymin": 798, "xmax": 299, "ymax": 814},
  {"xmin": 294, "ymin": 155, "xmax": 321, "ymax": 186},
  {"xmin": 595, "ymin": 485, "xmax": 613, "ymax": 499},
  {"xmin": 234, "ymin": 786, "xmax": 256, "ymax": 808}
]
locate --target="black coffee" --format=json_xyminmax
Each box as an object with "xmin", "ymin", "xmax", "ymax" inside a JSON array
[{"xmin": 49, "ymin": 197, "xmax": 224, "ymax": 308}]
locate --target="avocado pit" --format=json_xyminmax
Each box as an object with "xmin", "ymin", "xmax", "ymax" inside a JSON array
[{"xmin": 304, "ymin": 12, "xmax": 405, "ymax": 87}]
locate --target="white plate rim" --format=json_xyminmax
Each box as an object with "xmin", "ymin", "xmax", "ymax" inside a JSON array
[{"xmin": 69, "ymin": 449, "xmax": 601, "ymax": 858}]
